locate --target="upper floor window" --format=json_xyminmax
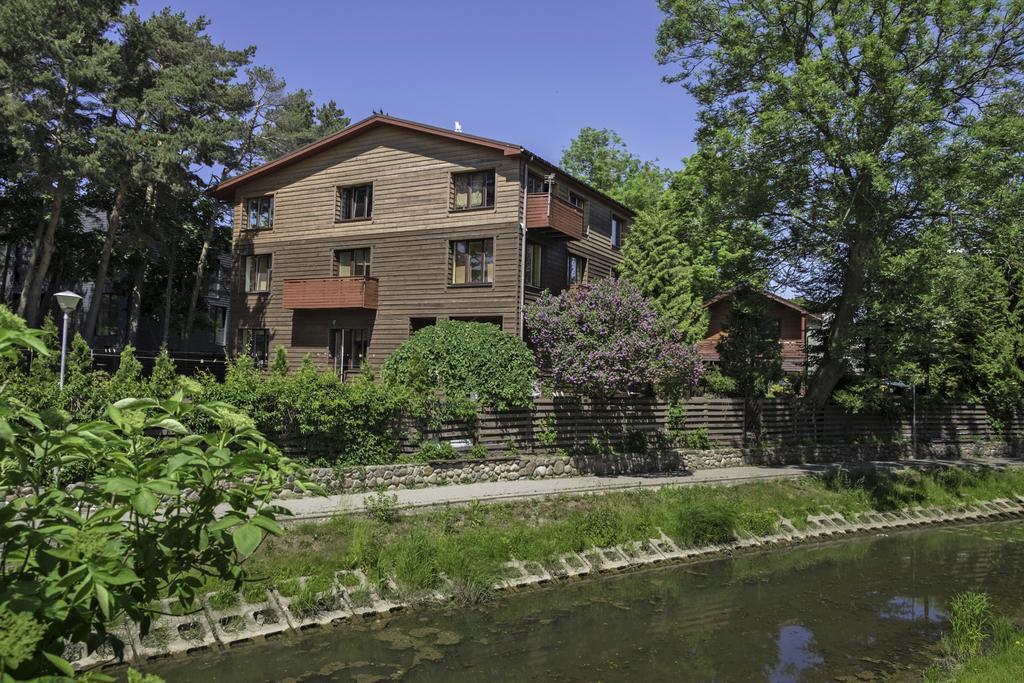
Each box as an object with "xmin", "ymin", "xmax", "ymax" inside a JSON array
[
  {"xmin": 567, "ymin": 253, "xmax": 587, "ymax": 286},
  {"xmin": 334, "ymin": 248, "xmax": 371, "ymax": 277},
  {"xmin": 244, "ymin": 254, "xmax": 272, "ymax": 293},
  {"xmin": 338, "ymin": 184, "xmax": 373, "ymax": 220},
  {"xmin": 525, "ymin": 241, "xmax": 542, "ymax": 288},
  {"xmin": 611, "ymin": 215, "xmax": 624, "ymax": 249},
  {"xmin": 453, "ymin": 170, "xmax": 495, "ymax": 211},
  {"xmin": 568, "ymin": 191, "xmax": 588, "ymax": 235},
  {"xmin": 450, "ymin": 238, "xmax": 494, "ymax": 285},
  {"xmin": 527, "ymin": 173, "xmax": 550, "ymax": 194},
  {"xmin": 245, "ymin": 196, "xmax": 274, "ymax": 230}
]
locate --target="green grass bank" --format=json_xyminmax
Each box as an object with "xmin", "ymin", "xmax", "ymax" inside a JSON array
[{"xmin": 205, "ymin": 466, "xmax": 1024, "ymax": 607}]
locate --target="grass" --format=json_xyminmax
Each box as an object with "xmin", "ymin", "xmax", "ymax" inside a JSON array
[
  {"xmin": 925, "ymin": 593, "xmax": 1024, "ymax": 682},
  {"xmin": 209, "ymin": 465, "xmax": 1024, "ymax": 605}
]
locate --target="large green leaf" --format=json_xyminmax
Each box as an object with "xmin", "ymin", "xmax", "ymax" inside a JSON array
[{"xmin": 232, "ymin": 524, "xmax": 262, "ymax": 557}]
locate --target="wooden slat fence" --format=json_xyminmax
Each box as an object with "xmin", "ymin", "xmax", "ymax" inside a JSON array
[{"xmin": 402, "ymin": 397, "xmax": 1023, "ymax": 455}]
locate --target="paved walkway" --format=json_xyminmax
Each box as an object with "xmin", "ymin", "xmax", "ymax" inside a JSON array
[{"xmin": 277, "ymin": 456, "xmax": 1022, "ymax": 521}]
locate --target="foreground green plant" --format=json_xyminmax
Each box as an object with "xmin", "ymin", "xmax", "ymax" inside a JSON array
[{"xmin": 0, "ymin": 313, "xmax": 309, "ymax": 679}]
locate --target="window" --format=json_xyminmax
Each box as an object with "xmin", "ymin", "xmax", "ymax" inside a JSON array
[
  {"xmin": 568, "ymin": 191, "xmax": 587, "ymax": 235},
  {"xmin": 450, "ymin": 238, "xmax": 494, "ymax": 285},
  {"xmin": 245, "ymin": 196, "xmax": 274, "ymax": 230},
  {"xmin": 452, "ymin": 170, "xmax": 495, "ymax": 210},
  {"xmin": 329, "ymin": 328, "xmax": 370, "ymax": 378},
  {"xmin": 567, "ymin": 254, "xmax": 587, "ymax": 286},
  {"xmin": 240, "ymin": 328, "xmax": 269, "ymax": 367},
  {"xmin": 334, "ymin": 248, "xmax": 371, "ymax": 277},
  {"xmin": 210, "ymin": 305, "xmax": 227, "ymax": 346},
  {"xmin": 244, "ymin": 254, "xmax": 272, "ymax": 292},
  {"xmin": 606, "ymin": 216, "xmax": 622, "ymax": 248},
  {"xmin": 525, "ymin": 241, "xmax": 542, "ymax": 288},
  {"xmin": 410, "ymin": 317, "xmax": 436, "ymax": 335},
  {"xmin": 527, "ymin": 173, "xmax": 550, "ymax": 194},
  {"xmin": 771, "ymin": 319, "xmax": 782, "ymax": 339},
  {"xmin": 97, "ymin": 292, "xmax": 121, "ymax": 337},
  {"xmin": 338, "ymin": 184, "xmax": 373, "ymax": 220}
]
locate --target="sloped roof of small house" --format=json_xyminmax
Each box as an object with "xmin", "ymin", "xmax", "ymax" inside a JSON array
[{"xmin": 702, "ymin": 284, "xmax": 822, "ymax": 319}]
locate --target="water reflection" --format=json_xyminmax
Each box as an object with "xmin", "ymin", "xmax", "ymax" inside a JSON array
[
  {"xmin": 765, "ymin": 624, "xmax": 824, "ymax": 682},
  {"xmin": 881, "ymin": 596, "xmax": 946, "ymax": 624},
  {"xmin": 142, "ymin": 521, "xmax": 1024, "ymax": 682}
]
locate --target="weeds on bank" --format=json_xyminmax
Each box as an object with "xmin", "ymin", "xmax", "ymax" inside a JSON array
[
  {"xmin": 925, "ymin": 593, "xmax": 1024, "ymax": 682},
  {"xmin": 201, "ymin": 467, "xmax": 1024, "ymax": 608}
]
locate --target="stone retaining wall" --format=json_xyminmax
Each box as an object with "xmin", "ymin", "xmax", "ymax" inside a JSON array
[{"xmin": 282, "ymin": 440, "xmax": 1021, "ymax": 495}]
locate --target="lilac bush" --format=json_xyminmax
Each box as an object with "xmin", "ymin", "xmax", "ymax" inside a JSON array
[{"xmin": 525, "ymin": 278, "xmax": 704, "ymax": 398}]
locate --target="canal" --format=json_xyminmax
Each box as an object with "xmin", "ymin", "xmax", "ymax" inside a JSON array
[{"xmin": 143, "ymin": 521, "xmax": 1024, "ymax": 681}]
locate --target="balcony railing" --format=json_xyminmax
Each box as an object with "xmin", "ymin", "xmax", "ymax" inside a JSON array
[
  {"xmin": 526, "ymin": 193, "xmax": 584, "ymax": 240},
  {"xmin": 282, "ymin": 276, "xmax": 379, "ymax": 310}
]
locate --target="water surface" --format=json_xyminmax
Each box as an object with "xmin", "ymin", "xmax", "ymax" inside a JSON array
[{"xmin": 143, "ymin": 521, "xmax": 1024, "ymax": 682}]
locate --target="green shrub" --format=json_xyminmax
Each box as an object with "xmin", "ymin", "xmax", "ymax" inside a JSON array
[
  {"xmin": 947, "ymin": 592, "xmax": 992, "ymax": 660},
  {"xmin": 365, "ymin": 490, "xmax": 400, "ymax": 524},
  {"xmin": 381, "ymin": 320, "xmax": 537, "ymax": 425}
]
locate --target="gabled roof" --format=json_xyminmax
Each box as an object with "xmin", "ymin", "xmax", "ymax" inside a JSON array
[
  {"xmin": 703, "ymin": 284, "xmax": 822, "ymax": 319},
  {"xmin": 209, "ymin": 114, "xmax": 635, "ymax": 216}
]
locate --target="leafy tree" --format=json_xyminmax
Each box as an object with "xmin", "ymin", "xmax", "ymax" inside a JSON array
[
  {"xmin": 270, "ymin": 346, "xmax": 289, "ymax": 375},
  {"xmin": 381, "ymin": 321, "xmax": 537, "ymax": 424},
  {"xmin": 716, "ymin": 288, "xmax": 783, "ymax": 442},
  {"xmin": 620, "ymin": 157, "xmax": 769, "ymax": 340},
  {"xmin": 525, "ymin": 278, "xmax": 704, "ymax": 399},
  {"xmin": 0, "ymin": 310, "xmax": 307, "ymax": 678},
  {"xmin": 560, "ymin": 127, "xmax": 669, "ymax": 213},
  {"xmin": 0, "ymin": 0, "xmax": 123, "ymax": 326},
  {"xmin": 656, "ymin": 0, "xmax": 1024, "ymax": 405}
]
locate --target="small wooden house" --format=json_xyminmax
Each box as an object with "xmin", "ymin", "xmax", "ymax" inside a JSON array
[{"xmin": 698, "ymin": 286, "xmax": 820, "ymax": 373}]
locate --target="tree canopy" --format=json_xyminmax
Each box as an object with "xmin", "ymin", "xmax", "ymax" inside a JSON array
[{"xmin": 656, "ymin": 0, "xmax": 1024, "ymax": 410}]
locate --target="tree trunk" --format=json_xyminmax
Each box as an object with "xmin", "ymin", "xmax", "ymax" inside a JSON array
[
  {"xmin": 160, "ymin": 238, "xmax": 177, "ymax": 346},
  {"xmin": 83, "ymin": 181, "xmax": 128, "ymax": 340},
  {"xmin": 181, "ymin": 213, "xmax": 217, "ymax": 349},
  {"xmin": 805, "ymin": 231, "xmax": 873, "ymax": 406},
  {"xmin": 18, "ymin": 180, "xmax": 67, "ymax": 326}
]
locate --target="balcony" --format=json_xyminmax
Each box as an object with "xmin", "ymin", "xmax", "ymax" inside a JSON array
[
  {"xmin": 282, "ymin": 276, "xmax": 379, "ymax": 310},
  {"xmin": 526, "ymin": 193, "xmax": 584, "ymax": 240}
]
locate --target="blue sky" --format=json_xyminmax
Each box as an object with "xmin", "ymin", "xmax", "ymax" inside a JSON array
[{"xmin": 135, "ymin": 0, "xmax": 699, "ymax": 169}]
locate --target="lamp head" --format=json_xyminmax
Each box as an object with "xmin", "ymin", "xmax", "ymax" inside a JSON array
[{"xmin": 54, "ymin": 291, "xmax": 83, "ymax": 315}]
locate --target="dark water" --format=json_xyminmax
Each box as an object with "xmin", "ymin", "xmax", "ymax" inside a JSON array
[{"xmin": 143, "ymin": 522, "xmax": 1024, "ymax": 682}]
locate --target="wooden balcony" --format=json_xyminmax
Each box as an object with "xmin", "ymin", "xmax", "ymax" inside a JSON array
[
  {"xmin": 282, "ymin": 276, "xmax": 379, "ymax": 310},
  {"xmin": 526, "ymin": 193, "xmax": 584, "ymax": 240}
]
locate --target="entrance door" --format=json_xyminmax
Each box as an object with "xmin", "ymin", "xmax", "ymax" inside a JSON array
[{"xmin": 329, "ymin": 328, "xmax": 369, "ymax": 380}]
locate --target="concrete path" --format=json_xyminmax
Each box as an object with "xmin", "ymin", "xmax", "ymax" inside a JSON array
[{"xmin": 277, "ymin": 456, "xmax": 1022, "ymax": 522}]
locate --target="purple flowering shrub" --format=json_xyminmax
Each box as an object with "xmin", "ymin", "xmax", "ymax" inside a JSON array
[{"xmin": 524, "ymin": 278, "xmax": 704, "ymax": 398}]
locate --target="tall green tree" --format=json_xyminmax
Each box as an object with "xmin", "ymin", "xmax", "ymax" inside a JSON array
[
  {"xmin": 656, "ymin": 0, "xmax": 1024, "ymax": 405},
  {"xmin": 0, "ymin": 0, "xmax": 123, "ymax": 325},
  {"xmin": 560, "ymin": 127, "xmax": 669, "ymax": 213}
]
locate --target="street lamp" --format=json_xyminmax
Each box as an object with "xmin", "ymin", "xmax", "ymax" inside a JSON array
[{"xmin": 54, "ymin": 291, "xmax": 82, "ymax": 390}]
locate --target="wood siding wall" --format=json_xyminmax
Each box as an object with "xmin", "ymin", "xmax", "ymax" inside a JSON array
[
  {"xmin": 226, "ymin": 124, "xmax": 629, "ymax": 371},
  {"xmin": 229, "ymin": 127, "xmax": 525, "ymax": 371}
]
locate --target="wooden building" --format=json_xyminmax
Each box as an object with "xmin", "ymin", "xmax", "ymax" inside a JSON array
[
  {"xmin": 698, "ymin": 286, "xmax": 820, "ymax": 373},
  {"xmin": 211, "ymin": 115, "xmax": 634, "ymax": 375}
]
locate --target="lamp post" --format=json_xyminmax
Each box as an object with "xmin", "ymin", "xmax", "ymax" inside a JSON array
[{"xmin": 54, "ymin": 291, "xmax": 83, "ymax": 390}]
